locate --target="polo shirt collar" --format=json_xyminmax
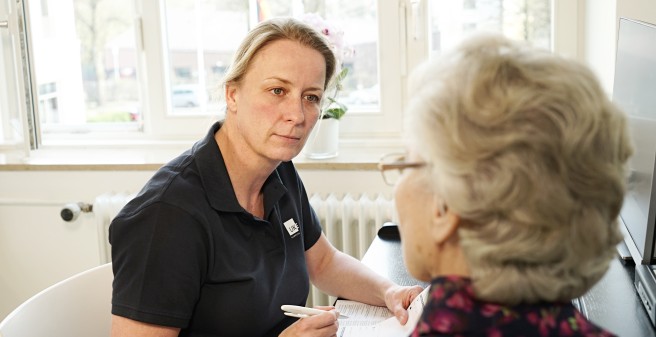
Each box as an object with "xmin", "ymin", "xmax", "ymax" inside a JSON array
[
  {"xmin": 262, "ymin": 169, "xmax": 287, "ymax": 219},
  {"xmin": 194, "ymin": 121, "xmax": 288, "ymax": 215}
]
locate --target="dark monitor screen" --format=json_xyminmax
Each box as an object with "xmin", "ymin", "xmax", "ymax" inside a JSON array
[{"xmin": 614, "ymin": 18, "xmax": 656, "ymax": 264}]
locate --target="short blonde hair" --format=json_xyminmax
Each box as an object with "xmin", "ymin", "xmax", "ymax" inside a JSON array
[
  {"xmin": 222, "ymin": 17, "xmax": 336, "ymax": 90},
  {"xmin": 407, "ymin": 33, "xmax": 633, "ymax": 304}
]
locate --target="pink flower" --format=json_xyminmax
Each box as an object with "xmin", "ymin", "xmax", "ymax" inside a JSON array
[
  {"xmin": 480, "ymin": 303, "xmax": 501, "ymax": 317},
  {"xmin": 559, "ymin": 320, "xmax": 574, "ymax": 336},
  {"xmin": 428, "ymin": 310, "xmax": 462, "ymax": 333},
  {"xmin": 445, "ymin": 292, "xmax": 474, "ymax": 311},
  {"xmin": 298, "ymin": 13, "xmax": 353, "ymax": 67},
  {"xmin": 527, "ymin": 312, "xmax": 540, "ymax": 325},
  {"xmin": 538, "ymin": 310, "xmax": 557, "ymax": 337},
  {"xmin": 431, "ymin": 286, "xmax": 446, "ymax": 300}
]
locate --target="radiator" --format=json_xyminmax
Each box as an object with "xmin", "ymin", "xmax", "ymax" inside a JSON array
[
  {"xmin": 308, "ymin": 192, "xmax": 396, "ymax": 306},
  {"xmin": 94, "ymin": 192, "xmax": 136, "ymax": 264},
  {"xmin": 93, "ymin": 192, "xmax": 395, "ymax": 306}
]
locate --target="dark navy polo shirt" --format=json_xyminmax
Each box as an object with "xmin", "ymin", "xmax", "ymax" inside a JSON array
[{"xmin": 109, "ymin": 121, "xmax": 323, "ymax": 337}]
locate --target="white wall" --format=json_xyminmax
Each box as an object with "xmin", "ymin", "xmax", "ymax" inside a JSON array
[
  {"xmin": 581, "ymin": 0, "xmax": 656, "ymax": 95},
  {"xmin": 581, "ymin": 0, "xmax": 617, "ymax": 94},
  {"xmin": 0, "ymin": 170, "xmax": 153, "ymax": 320}
]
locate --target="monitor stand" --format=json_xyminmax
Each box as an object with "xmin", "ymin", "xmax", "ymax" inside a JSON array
[{"xmin": 617, "ymin": 240, "xmax": 635, "ymax": 265}]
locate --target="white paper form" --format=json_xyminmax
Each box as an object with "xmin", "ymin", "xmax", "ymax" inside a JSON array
[{"xmin": 336, "ymin": 286, "xmax": 430, "ymax": 337}]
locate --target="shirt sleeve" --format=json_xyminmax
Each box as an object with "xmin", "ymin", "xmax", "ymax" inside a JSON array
[
  {"xmin": 109, "ymin": 201, "xmax": 209, "ymax": 328},
  {"xmin": 302, "ymin": 194, "xmax": 322, "ymax": 250},
  {"xmin": 294, "ymin": 172, "xmax": 322, "ymax": 251}
]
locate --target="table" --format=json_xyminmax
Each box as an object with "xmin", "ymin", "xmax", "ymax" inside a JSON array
[{"xmin": 361, "ymin": 234, "xmax": 656, "ymax": 337}]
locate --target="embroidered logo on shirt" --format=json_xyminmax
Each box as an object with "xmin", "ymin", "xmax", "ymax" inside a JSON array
[{"xmin": 283, "ymin": 218, "xmax": 300, "ymax": 238}]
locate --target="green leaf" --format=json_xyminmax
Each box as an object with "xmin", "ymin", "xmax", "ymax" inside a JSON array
[
  {"xmin": 321, "ymin": 67, "xmax": 350, "ymax": 119},
  {"xmin": 336, "ymin": 67, "xmax": 349, "ymax": 82},
  {"xmin": 322, "ymin": 107, "xmax": 347, "ymax": 120}
]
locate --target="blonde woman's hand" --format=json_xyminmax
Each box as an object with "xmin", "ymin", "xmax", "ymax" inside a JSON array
[{"xmin": 279, "ymin": 307, "xmax": 339, "ymax": 337}]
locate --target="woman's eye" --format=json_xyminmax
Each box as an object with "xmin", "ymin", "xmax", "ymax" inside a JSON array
[
  {"xmin": 271, "ymin": 88, "xmax": 284, "ymax": 95},
  {"xmin": 306, "ymin": 95, "xmax": 320, "ymax": 103}
]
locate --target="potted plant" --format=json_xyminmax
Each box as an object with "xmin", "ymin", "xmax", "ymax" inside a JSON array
[{"xmin": 301, "ymin": 13, "xmax": 352, "ymax": 159}]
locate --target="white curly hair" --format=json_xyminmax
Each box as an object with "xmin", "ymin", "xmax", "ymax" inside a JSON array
[{"xmin": 406, "ymin": 33, "xmax": 633, "ymax": 304}]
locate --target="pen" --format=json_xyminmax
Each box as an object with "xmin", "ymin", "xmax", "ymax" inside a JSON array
[{"xmin": 280, "ymin": 305, "xmax": 349, "ymax": 319}]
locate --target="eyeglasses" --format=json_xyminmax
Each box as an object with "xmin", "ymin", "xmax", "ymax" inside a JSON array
[{"xmin": 377, "ymin": 152, "xmax": 427, "ymax": 186}]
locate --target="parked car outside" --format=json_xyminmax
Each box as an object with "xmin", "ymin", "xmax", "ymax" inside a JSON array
[{"xmin": 171, "ymin": 84, "xmax": 202, "ymax": 108}]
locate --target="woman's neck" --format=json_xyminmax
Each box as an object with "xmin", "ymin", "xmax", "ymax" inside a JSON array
[
  {"xmin": 429, "ymin": 239, "xmax": 471, "ymax": 279},
  {"xmin": 215, "ymin": 124, "xmax": 277, "ymax": 218}
]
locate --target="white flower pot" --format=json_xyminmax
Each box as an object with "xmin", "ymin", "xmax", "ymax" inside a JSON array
[{"xmin": 304, "ymin": 118, "xmax": 339, "ymax": 159}]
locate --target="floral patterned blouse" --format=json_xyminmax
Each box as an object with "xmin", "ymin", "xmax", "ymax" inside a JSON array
[{"xmin": 411, "ymin": 276, "xmax": 616, "ymax": 337}]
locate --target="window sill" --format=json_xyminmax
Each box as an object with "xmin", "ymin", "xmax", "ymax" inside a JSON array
[{"xmin": 0, "ymin": 142, "xmax": 402, "ymax": 172}]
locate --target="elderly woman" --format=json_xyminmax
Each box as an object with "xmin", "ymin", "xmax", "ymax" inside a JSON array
[{"xmin": 390, "ymin": 34, "xmax": 631, "ymax": 336}]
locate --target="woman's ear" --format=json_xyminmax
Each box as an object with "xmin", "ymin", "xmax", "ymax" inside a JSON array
[
  {"xmin": 225, "ymin": 83, "xmax": 238, "ymax": 112},
  {"xmin": 431, "ymin": 197, "xmax": 460, "ymax": 244}
]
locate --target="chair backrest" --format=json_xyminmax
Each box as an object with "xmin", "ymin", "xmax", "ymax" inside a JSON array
[{"xmin": 0, "ymin": 263, "xmax": 113, "ymax": 337}]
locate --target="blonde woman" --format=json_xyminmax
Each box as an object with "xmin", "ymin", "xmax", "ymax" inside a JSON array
[
  {"xmin": 109, "ymin": 18, "xmax": 422, "ymax": 337},
  {"xmin": 387, "ymin": 34, "xmax": 631, "ymax": 336}
]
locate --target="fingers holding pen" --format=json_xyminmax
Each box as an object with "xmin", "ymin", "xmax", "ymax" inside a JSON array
[{"xmin": 280, "ymin": 309, "xmax": 339, "ymax": 337}]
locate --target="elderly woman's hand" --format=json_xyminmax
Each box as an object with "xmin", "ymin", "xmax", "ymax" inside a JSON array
[{"xmin": 384, "ymin": 285, "xmax": 425, "ymax": 324}]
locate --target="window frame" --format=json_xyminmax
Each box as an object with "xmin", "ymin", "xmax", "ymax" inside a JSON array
[
  {"xmin": 0, "ymin": 0, "xmax": 35, "ymax": 155},
  {"xmin": 0, "ymin": 0, "xmax": 580, "ymax": 153}
]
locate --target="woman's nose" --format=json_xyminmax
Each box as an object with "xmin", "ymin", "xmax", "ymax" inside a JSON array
[{"xmin": 283, "ymin": 97, "xmax": 306, "ymax": 124}]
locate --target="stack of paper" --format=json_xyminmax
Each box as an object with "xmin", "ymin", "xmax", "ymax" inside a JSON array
[{"xmin": 335, "ymin": 286, "xmax": 429, "ymax": 337}]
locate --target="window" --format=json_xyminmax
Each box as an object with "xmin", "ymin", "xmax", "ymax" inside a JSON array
[
  {"xmin": 153, "ymin": 0, "xmax": 390, "ymax": 140},
  {"xmin": 429, "ymin": 0, "xmax": 552, "ymax": 57},
  {"xmin": 25, "ymin": 0, "xmax": 142, "ymax": 138},
  {"xmin": 0, "ymin": 0, "xmax": 31, "ymax": 154},
  {"xmin": 0, "ymin": 0, "xmax": 574, "ymax": 154}
]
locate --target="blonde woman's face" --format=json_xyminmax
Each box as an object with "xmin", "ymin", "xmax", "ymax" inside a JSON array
[
  {"xmin": 224, "ymin": 39, "xmax": 326, "ymax": 163},
  {"xmin": 393, "ymin": 149, "xmax": 437, "ymax": 282}
]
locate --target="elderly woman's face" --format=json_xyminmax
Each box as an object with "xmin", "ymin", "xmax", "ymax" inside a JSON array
[
  {"xmin": 225, "ymin": 39, "xmax": 326, "ymax": 162},
  {"xmin": 394, "ymin": 149, "xmax": 438, "ymax": 282}
]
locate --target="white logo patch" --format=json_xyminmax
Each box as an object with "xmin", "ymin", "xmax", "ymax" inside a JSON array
[{"xmin": 283, "ymin": 218, "xmax": 300, "ymax": 238}]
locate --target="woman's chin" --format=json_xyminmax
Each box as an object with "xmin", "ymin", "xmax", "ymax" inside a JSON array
[
  {"xmin": 403, "ymin": 255, "xmax": 432, "ymax": 283},
  {"xmin": 270, "ymin": 148, "xmax": 303, "ymax": 163}
]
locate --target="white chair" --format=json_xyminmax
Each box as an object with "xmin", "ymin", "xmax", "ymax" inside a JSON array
[{"xmin": 0, "ymin": 263, "xmax": 113, "ymax": 337}]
